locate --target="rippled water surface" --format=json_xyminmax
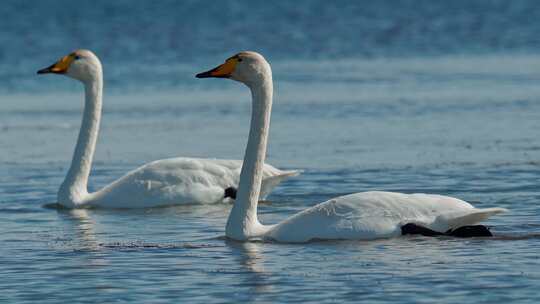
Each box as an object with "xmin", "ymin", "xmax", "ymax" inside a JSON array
[{"xmin": 1, "ymin": 1, "xmax": 540, "ymax": 303}]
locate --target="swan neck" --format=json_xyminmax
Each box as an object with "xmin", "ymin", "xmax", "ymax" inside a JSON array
[
  {"xmin": 226, "ymin": 77, "xmax": 273, "ymax": 240},
  {"xmin": 59, "ymin": 74, "xmax": 103, "ymax": 205}
]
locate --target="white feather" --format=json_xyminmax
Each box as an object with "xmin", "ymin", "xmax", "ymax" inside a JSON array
[
  {"xmin": 210, "ymin": 51, "xmax": 507, "ymax": 243},
  {"xmin": 266, "ymin": 191, "xmax": 507, "ymax": 242},
  {"xmin": 39, "ymin": 50, "xmax": 299, "ymax": 209},
  {"xmin": 86, "ymin": 157, "xmax": 299, "ymax": 208}
]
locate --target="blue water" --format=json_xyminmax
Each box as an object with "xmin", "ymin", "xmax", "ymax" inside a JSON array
[{"xmin": 1, "ymin": 1, "xmax": 540, "ymax": 303}]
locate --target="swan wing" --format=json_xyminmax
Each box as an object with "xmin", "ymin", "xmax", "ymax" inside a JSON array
[
  {"xmin": 267, "ymin": 191, "xmax": 506, "ymax": 242},
  {"xmin": 87, "ymin": 157, "xmax": 298, "ymax": 208},
  {"xmin": 192, "ymin": 159, "xmax": 301, "ymax": 200}
]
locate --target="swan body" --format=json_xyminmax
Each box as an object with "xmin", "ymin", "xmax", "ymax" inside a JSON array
[
  {"xmin": 196, "ymin": 51, "xmax": 507, "ymax": 243},
  {"xmin": 265, "ymin": 191, "xmax": 505, "ymax": 242},
  {"xmin": 37, "ymin": 50, "xmax": 299, "ymax": 208},
  {"xmin": 85, "ymin": 157, "xmax": 297, "ymax": 208}
]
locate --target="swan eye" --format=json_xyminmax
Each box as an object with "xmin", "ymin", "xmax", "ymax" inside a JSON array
[
  {"xmin": 74, "ymin": 55, "xmax": 81, "ymax": 60},
  {"xmin": 237, "ymin": 58, "xmax": 243, "ymax": 62}
]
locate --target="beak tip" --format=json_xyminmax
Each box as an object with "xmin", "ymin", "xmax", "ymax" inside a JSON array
[
  {"xmin": 195, "ymin": 72, "xmax": 210, "ymax": 78},
  {"xmin": 37, "ymin": 67, "xmax": 51, "ymax": 75}
]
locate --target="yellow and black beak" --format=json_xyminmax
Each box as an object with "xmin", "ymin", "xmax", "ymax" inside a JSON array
[
  {"xmin": 37, "ymin": 54, "xmax": 74, "ymax": 75},
  {"xmin": 196, "ymin": 57, "xmax": 239, "ymax": 78}
]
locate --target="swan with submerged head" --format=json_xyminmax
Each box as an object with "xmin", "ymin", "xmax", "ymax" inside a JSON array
[
  {"xmin": 37, "ymin": 49, "xmax": 299, "ymax": 208},
  {"xmin": 196, "ymin": 51, "xmax": 507, "ymax": 242}
]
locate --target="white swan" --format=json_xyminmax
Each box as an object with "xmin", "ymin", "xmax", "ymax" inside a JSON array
[
  {"xmin": 37, "ymin": 49, "xmax": 299, "ymax": 208},
  {"xmin": 196, "ymin": 51, "xmax": 507, "ymax": 242}
]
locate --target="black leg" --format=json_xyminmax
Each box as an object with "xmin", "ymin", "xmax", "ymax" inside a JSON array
[
  {"xmin": 401, "ymin": 223, "xmax": 493, "ymax": 238},
  {"xmin": 401, "ymin": 223, "xmax": 445, "ymax": 236},
  {"xmin": 224, "ymin": 187, "xmax": 237, "ymax": 199},
  {"xmin": 447, "ymin": 225, "xmax": 492, "ymax": 237}
]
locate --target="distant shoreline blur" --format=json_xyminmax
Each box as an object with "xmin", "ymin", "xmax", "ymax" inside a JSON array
[{"xmin": 2, "ymin": 0, "xmax": 540, "ymax": 93}]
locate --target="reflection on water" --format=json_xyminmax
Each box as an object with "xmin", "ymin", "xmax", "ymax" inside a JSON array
[
  {"xmin": 1, "ymin": 162, "xmax": 539, "ymax": 303},
  {"xmin": 58, "ymin": 209, "xmax": 101, "ymax": 251},
  {"xmin": 226, "ymin": 240, "xmax": 273, "ymax": 295}
]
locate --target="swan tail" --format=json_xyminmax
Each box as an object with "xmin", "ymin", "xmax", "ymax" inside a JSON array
[
  {"xmin": 443, "ymin": 207, "xmax": 508, "ymax": 229},
  {"xmin": 259, "ymin": 170, "xmax": 301, "ymax": 199},
  {"xmin": 278, "ymin": 169, "xmax": 302, "ymax": 178}
]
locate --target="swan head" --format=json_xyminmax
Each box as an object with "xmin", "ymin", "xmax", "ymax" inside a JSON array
[
  {"xmin": 196, "ymin": 51, "xmax": 271, "ymax": 87},
  {"xmin": 37, "ymin": 49, "xmax": 102, "ymax": 83}
]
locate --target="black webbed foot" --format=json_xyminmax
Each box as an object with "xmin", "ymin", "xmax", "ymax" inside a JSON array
[
  {"xmin": 401, "ymin": 223, "xmax": 493, "ymax": 238},
  {"xmin": 401, "ymin": 223, "xmax": 444, "ymax": 236},
  {"xmin": 224, "ymin": 187, "xmax": 237, "ymax": 199},
  {"xmin": 446, "ymin": 225, "xmax": 492, "ymax": 237}
]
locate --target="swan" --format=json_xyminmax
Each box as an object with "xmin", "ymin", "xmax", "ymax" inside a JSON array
[
  {"xmin": 196, "ymin": 51, "xmax": 507, "ymax": 242},
  {"xmin": 37, "ymin": 49, "xmax": 299, "ymax": 208}
]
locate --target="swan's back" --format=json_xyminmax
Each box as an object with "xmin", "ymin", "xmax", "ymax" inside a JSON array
[
  {"xmin": 86, "ymin": 157, "xmax": 297, "ymax": 208},
  {"xmin": 267, "ymin": 191, "xmax": 506, "ymax": 242}
]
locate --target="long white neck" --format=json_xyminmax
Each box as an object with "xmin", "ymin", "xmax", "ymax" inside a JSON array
[
  {"xmin": 226, "ymin": 76, "xmax": 273, "ymax": 240},
  {"xmin": 58, "ymin": 74, "xmax": 103, "ymax": 206}
]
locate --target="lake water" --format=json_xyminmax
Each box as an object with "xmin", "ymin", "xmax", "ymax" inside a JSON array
[{"xmin": 1, "ymin": 1, "xmax": 540, "ymax": 303}]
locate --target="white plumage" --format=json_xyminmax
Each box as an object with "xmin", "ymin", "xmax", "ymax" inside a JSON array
[
  {"xmin": 88, "ymin": 157, "xmax": 298, "ymax": 208},
  {"xmin": 38, "ymin": 50, "xmax": 299, "ymax": 208},
  {"xmin": 197, "ymin": 51, "xmax": 507, "ymax": 243},
  {"xmin": 266, "ymin": 191, "xmax": 506, "ymax": 242}
]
